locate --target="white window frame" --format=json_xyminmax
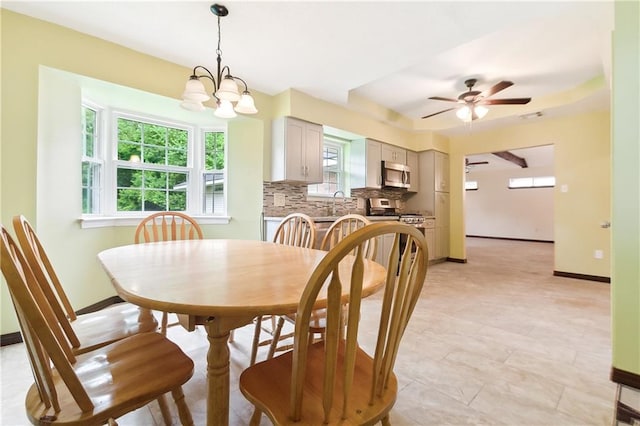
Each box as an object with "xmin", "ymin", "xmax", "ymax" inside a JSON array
[
  {"xmin": 308, "ymin": 137, "xmax": 348, "ymax": 198},
  {"xmin": 81, "ymin": 102, "xmax": 103, "ymax": 214},
  {"xmin": 80, "ymin": 106, "xmax": 230, "ymax": 228},
  {"xmin": 465, "ymin": 180, "xmax": 478, "ymax": 190},
  {"xmin": 508, "ymin": 176, "xmax": 556, "ymax": 189}
]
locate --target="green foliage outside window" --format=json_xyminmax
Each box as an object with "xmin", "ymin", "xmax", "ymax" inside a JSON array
[{"xmin": 116, "ymin": 118, "xmax": 189, "ymax": 212}]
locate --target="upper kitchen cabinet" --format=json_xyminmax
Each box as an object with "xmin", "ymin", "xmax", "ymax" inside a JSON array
[
  {"xmin": 381, "ymin": 144, "xmax": 406, "ymax": 164},
  {"xmin": 350, "ymin": 138, "xmax": 383, "ymax": 189},
  {"xmin": 434, "ymin": 150, "xmax": 449, "ymax": 193},
  {"xmin": 406, "ymin": 150, "xmax": 419, "ymax": 193},
  {"xmin": 271, "ymin": 116, "xmax": 323, "ymax": 183}
]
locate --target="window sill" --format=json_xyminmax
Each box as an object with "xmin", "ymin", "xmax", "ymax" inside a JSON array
[{"xmin": 78, "ymin": 215, "xmax": 231, "ymax": 229}]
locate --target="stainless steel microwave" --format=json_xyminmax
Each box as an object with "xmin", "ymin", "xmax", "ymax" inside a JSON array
[{"xmin": 382, "ymin": 161, "xmax": 411, "ymax": 189}]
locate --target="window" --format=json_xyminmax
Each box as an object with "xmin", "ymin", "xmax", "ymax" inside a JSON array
[
  {"xmin": 81, "ymin": 106, "xmax": 227, "ymax": 219},
  {"xmin": 308, "ymin": 138, "xmax": 346, "ymax": 196},
  {"xmin": 202, "ymin": 131, "xmax": 225, "ymax": 215},
  {"xmin": 81, "ymin": 105, "xmax": 102, "ymax": 214},
  {"xmin": 508, "ymin": 176, "xmax": 556, "ymax": 189},
  {"xmin": 465, "ymin": 180, "xmax": 478, "ymax": 190}
]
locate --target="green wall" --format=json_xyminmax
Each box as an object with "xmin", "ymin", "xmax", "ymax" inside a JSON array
[{"xmin": 611, "ymin": 0, "xmax": 640, "ymax": 377}]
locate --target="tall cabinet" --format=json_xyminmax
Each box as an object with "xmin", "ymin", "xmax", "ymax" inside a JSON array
[{"xmin": 405, "ymin": 150, "xmax": 450, "ymax": 260}]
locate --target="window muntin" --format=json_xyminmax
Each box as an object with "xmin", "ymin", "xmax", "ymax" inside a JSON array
[
  {"xmin": 81, "ymin": 105, "xmax": 101, "ymax": 214},
  {"xmin": 308, "ymin": 139, "xmax": 345, "ymax": 196},
  {"xmin": 508, "ymin": 176, "xmax": 556, "ymax": 189}
]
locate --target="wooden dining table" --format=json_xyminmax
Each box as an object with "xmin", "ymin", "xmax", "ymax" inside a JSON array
[{"xmin": 97, "ymin": 238, "xmax": 386, "ymax": 426}]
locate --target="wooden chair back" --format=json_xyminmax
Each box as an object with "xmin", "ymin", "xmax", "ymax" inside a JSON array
[
  {"xmin": 320, "ymin": 214, "xmax": 377, "ymax": 259},
  {"xmin": 2, "ymin": 224, "xmax": 195, "ymax": 425},
  {"xmin": 12, "ymin": 215, "xmax": 82, "ymax": 349},
  {"xmin": 134, "ymin": 211, "xmax": 203, "ymax": 243},
  {"xmin": 272, "ymin": 213, "xmax": 316, "ymax": 248},
  {"xmin": 1, "ymin": 225, "xmax": 92, "ymax": 414},
  {"xmin": 240, "ymin": 222, "xmax": 429, "ymax": 424}
]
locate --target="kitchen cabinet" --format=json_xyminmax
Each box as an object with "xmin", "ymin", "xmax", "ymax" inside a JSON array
[
  {"xmin": 375, "ymin": 233, "xmax": 396, "ymax": 266},
  {"xmin": 350, "ymin": 138, "xmax": 383, "ymax": 189},
  {"xmin": 404, "ymin": 150, "xmax": 450, "ymax": 260},
  {"xmin": 423, "ymin": 218, "xmax": 436, "ymax": 261},
  {"xmin": 271, "ymin": 116, "xmax": 323, "ymax": 183},
  {"xmin": 406, "ymin": 150, "xmax": 419, "ymax": 193},
  {"xmin": 434, "ymin": 150, "xmax": 449, "ymax": 192},
  {"xmin": 381, "ymin": 144, "xmax": 406, "ymax": 164}
]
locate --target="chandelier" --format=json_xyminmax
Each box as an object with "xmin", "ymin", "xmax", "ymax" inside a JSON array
[{"xmin": 181, "ymin": 3, "xmax": 258, "ymax": 118}]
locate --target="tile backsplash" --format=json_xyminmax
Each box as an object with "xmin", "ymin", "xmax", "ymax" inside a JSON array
[{"xmin": 263, "ymin": 182, "xmax": 409, "ymax": 217}]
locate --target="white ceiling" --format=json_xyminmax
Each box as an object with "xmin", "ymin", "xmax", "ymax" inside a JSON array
[{"xmin": 3, "ymin": 0, "xmax": 614, "ymax": 137}]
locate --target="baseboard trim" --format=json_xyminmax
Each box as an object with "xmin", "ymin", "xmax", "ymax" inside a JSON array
[
  {"xmin": 612, "ymin": 367, "xmax": 640, "ymax": 389},
  {"xmin": 1, "ymin": 296, "xmax": 124, "ymax": 347},
  {"xmin": 75, "ymin": 295, "xmax": 124, "ymax": 315},
  {"xmin": 0, "ymin": 332, "xmax": 23, "ymax": 346},
  {"xmin": 553, "ymin": 270, "xmax": 611, "ymax": 283},
  {"xmin": 447, "ymin": 257, "xmax": 467, "ymax": 263},
  {"xmin": 467, "ymin": 235, "xmax": 554, "ymax": 243}
]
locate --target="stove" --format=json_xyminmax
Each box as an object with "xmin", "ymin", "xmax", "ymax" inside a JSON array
[{"xmin": 399, "ymin": 215, "xmax": 426, "ymax": 226}]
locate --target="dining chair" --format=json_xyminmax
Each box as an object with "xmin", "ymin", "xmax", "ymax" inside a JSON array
[
  {"xmin": 12, "ymin": 215, "xmax": 177, "ymax": 424},
  {"xmin": 239, "ymin": 222, "xmax": 429, "ymax": 425},
  {"xmin": 250, "ymin": 213, "xmax": 317, "ymax": 365},
  {"xmin": 268, "ymin": 214, "xmax": 377, "ymax": 357},
  {"xmin": 134, "ymin": 211, "xmax": 204, "ymax": 335},
  {"xmin": 12, "ymin": 215, "xmax": 159, "ymax": 354},
  {"xmin": 1, "ymin": 225, "xmax": 195, "ymax": 426}
]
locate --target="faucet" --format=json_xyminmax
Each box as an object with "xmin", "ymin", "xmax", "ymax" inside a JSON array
[{"xmin": 332, "ymin": 190, "xmax": 345, "ymax": 216}]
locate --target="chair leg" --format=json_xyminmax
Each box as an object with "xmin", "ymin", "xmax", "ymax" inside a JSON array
[
  {"xmin": 250, "ymin": 316, "xmax": 263, "ymax": 366},
  {"xmin": 381, "ymin": 414, "xmax": 391, "ymax": 426},
  {"xmin": 108, "ymin": 419, "xmax": 118, "ymax": 426},
  {"xmin": 157, "ymin": 394, "xmax": 172, "ymax": 425},
  {"xmin": 250, "ymin": 408, "xmax": 262, "ymax": 426},
  {"xmin": 267, "ymin": 316, "xmax": 285, "ymax": 359},
  {"xmin": 229, "ymin": 329, "xmax": 235, "ymax": 343},
  {"xmin": 161, "ymin": 312, "xmax": 169, "ymax": 336},
  {"xmin": 171, "ymin": 386, "xmax": 194, "ymax": 426}
]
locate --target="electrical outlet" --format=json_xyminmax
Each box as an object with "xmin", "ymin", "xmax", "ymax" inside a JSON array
[
  {"xmin": 273, "ymin": 193, "xmax": 286, "ymax": 207},
  {"xmin": 594, "ymin": 249, "xmax": 603, "ymax": 259}
]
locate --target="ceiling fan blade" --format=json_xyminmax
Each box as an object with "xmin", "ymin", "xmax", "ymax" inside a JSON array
[
  {"xmin": 468, "ymin": 161, "xmax": 489, "ymax": 165},
  {"xmin": 480, "ymin": 98, "xmax": 532, "ymax": 105},
  {"xmin": 421, "ymin": 108, "xmax": 455, "ymax": 119},
  {"xmin": 481, "ymin": 81, "xmax": 513, "ymax": 98},
  {"xmin": 428, "ymin": 96, "xmax": 459, "ymax": 103}
]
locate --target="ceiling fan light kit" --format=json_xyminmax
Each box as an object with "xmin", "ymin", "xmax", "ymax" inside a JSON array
[
  {"xmin": 423, "ymin": 78, "xmax": 531, "ymax": 122},
  {"xmin": 181, "ymin": 3, "xmax": 258, "ymax": 118}
]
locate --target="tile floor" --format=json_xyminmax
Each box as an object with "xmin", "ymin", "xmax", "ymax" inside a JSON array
[{"xmin": 1, "ymin": 238, "xmax": 615, "ymax": 425}]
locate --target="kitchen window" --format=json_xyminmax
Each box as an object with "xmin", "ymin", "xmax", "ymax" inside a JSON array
[
  {"xmin": 80, "ymin": 105, "xmax": 227, "ymax": 224},
  {"xmin": 308, "ymin": 138, "xmax": 346, "ymax": 197},
  {"xmin": 508, "ymin": 176, "xmax": 555, "ymax": 189}
]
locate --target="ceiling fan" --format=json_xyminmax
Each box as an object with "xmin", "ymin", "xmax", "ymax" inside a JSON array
[
  {"xmin": 422, "ymin": 79, "xmax": 531, "ymax": 121},
  {"xmin": 465, "ymin": 157, "xmax": 488, "ymax": 173}
]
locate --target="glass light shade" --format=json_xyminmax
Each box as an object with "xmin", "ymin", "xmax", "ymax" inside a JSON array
[
  {"xmin": 475, "ymin": 105, "xmax": 488, "ymax": 119},
  {"xmin": 456, "ymin": 106, "xmax": 472, "ymax": 122},
  {"xmin": 214, "ymin": 99, "xmax": 237, "ymax": 118},
  {"xmin": 234, "ymin": 92, "xmax": 258, "ymax": 114},
  {"xmin": 182, "ymin": 78, "xmax": 210, "ymax": 102},
  {"xmin": 215, "ymin": 76, "xmax": 241, "ymax": 102},
  {"xmin": 180, "ymin": 100, "xmax": 206, "ymax": 112}
]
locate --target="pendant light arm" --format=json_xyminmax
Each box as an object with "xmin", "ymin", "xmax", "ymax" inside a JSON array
[{"xmin": 190, "ymin": 65, "xmax": 219, "ymax": 94}]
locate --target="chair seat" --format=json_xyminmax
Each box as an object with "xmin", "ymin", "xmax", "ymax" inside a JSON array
[
  {"xmin": 25, "ymin": 332, "xmax": 194, "ymax": 425},
  {"xmin": 240, "ymin": 341, "xmax": 397, "ymax": 425},
  {"xmin": 70, "ymin": 303, "xmax": 158, "ymax": 354}
]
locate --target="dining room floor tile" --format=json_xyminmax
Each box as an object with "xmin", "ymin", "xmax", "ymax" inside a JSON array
[{"xmin": 1, "ymin": 237, "xmax": 615, "ymax": 425}]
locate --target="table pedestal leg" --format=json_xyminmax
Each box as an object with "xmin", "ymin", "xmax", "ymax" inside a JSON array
[{"xmin": 205, "ymin": 318, "xmax": 231, "ymax": 426}]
